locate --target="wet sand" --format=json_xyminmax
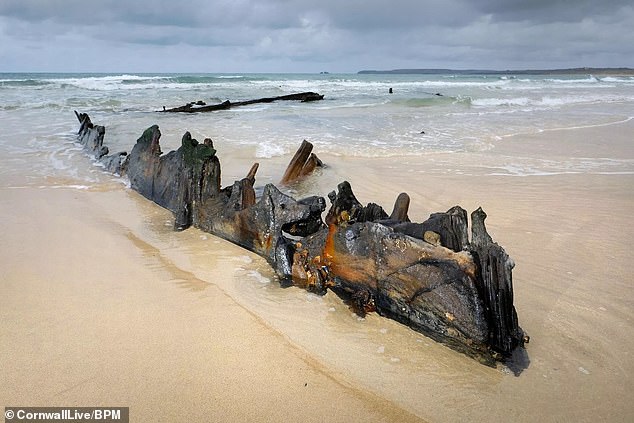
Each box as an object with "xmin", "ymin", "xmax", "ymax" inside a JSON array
[
  {"xmin": 1, "ymin": 120, "xmax": 633, "ymax": 422},
  {"xmin": 0, "ymin": 188, "xmax": 423, "ymax": 422}
]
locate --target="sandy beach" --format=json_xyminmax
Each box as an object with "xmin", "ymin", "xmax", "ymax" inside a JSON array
[
  {"xmin": 0, "ymin": 185, "xmax": 425, "ymax": 422},
  {"xmin": 1, "ymin": 119, "xmax": 633, "ymax": 422}
]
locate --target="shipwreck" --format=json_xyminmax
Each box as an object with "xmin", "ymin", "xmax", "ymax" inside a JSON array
[
  {"xmin": 160, "ymin": 92, "xmax": 324, "ymax": 113},
  {"xmin": 74, "ymin": 109, "xmax": 527, "ymax": 366}
]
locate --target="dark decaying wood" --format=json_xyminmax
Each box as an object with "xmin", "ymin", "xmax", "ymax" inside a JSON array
[
  {"xmin": 74, "ymin": 111, "xmax": 527, "ymax": 366},
  {"xmin": 160, "ymin": 92, "xmax": 324, "ymax": 113},
  {"xmin": 245, "ymin": 162, "xmax": 259, "ymax": 185},
  {"xmin": 279, "ymin": 140, "xmax": 324, "ymax": 185},
  {"xmin": 389, "ymin": 192, "xmax": 411, "ymax": 222},
  {"xmin": 74, "ymin": 112, "xmax": 128, "ymax": 175}
]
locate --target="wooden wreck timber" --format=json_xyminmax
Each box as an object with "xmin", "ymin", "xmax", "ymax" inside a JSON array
[
  {"xmin": 279, "ymin": 139, "xmax": 323, "ymax": 185},
  {"xmin": 75, "ymin": 111, "xmax": 527, "ymax": 365},
  {"xmin": 75, "ymin": 111, "xmax": 128, "ymax": 174},
  {"xmin": 160, "ymin": 92, "xmax": 324, "ymax": 113}
]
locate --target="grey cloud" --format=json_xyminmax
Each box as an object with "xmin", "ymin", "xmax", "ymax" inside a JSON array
[
  {"xmin": 0, "ymin": 0, "xmax": 208, "ymax": 25},
  {"xmin": 0, "ymin": 0, "xmax": 300, "ymax": 29},
  {"xmin": 0, "ymin": 0, "xmax": 632, "ymax": 72},
  {"xmin": 474, "ymin": 0, "xmax": 633, "ymax": 23},
  {"xmin": 2, "ymin": 0, "xmax": 632, "ymax": 28},
  {"xmin": 92, "ymin": 22, "xmax": 264, "ymax": 48},
  {"xmin": 292, "ymin": 0, "xmax": 479, "ymax": 29}
]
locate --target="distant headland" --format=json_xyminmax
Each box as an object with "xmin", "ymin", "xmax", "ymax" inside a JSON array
[{"xmin": 358, "ymin": 67, "xmax": 634, "ymax": 76}]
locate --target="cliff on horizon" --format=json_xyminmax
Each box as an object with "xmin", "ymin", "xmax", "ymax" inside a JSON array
[{"xmin": 358, "ymin": 67, "xmax": 634, "ymax": 76}]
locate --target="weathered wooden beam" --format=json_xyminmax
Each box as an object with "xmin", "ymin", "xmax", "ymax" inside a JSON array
[
  {"xmin": 160, "ymin": 92, "xmax": 324, "ymax": 113},
  {"xmin": 73, "ymin": 111, "xmax": 128, "ymax": 175},
  {"xmin": 389, "ymin": 192, "xmax": 411, "ymax": 222},
  {"xmin": 280, "ymin": 140, "xmax": 324, "ymax": 185},
  {"xmin": 245, "ymin": 162, "xmax": 259, "ymax": 185}
]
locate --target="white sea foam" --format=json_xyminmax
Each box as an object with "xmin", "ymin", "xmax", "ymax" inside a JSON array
[
  {"xmin": 246, "ymin": 270, "xmax": 271, "ymax": 284},
  {"xmin": 472, "ymin": 93, "xmax": 632, "ymax": 109},
  {"xmin": 255, "ymin": 142, "xmax": 286, "ymax": 158},
  {"xmin": 545, "ymin": 76, "xmax": 600, "ymax": 84},
  {"xmin": 601, "ymin": 76, "xmax": 634, "ymax": 83},
  {"xmin": 472, "ymin": 97, "xmax": 531, "ymax": 107},
  {"xmin": 479, "ymin": 156, "xmax": 634, "ymax": 177}
]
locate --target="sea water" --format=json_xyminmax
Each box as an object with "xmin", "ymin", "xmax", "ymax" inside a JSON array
[{"xmin": 1, "ymin": 72, "xmax": 633, "ymax": 187}]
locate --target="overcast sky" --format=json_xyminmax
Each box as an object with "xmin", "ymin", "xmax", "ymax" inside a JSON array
[{"xmin": 1, "ymin": 0, "xmax": 632, "ymax": 73}]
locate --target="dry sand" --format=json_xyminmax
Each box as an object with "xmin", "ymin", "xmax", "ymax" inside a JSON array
[{"xmin": 1, "ymin": 120, "xmax": 633, "ymax": 422}]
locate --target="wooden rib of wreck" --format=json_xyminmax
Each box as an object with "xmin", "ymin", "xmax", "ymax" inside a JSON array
[
  {"xmin": 279, "ymin": 139, "xmax": 324, "ymax": 185},
  {"xmin": 75, "ymin": 111, "xmax": 128, "ymax": 174},
  {"xmin": 74, "ymin": 111, "xmax": 527, "ymax": 365},
  {"xmin": 160, "ymin": 92, "xmax": 324, "ymax": 113}
]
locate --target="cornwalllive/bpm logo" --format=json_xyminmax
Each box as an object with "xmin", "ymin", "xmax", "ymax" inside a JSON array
[{"xmin": 4, "ymin": 407, "xmax": 129, "ymax": 423}]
